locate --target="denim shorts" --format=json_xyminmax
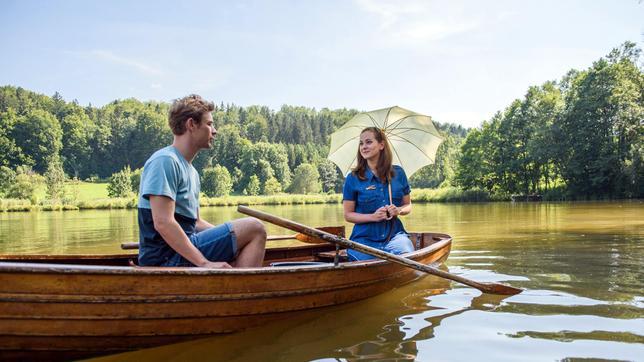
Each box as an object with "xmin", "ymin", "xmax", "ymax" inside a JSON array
[
  {"xmin": 162, "ymin": 222, "xmax": 238, "ymax": 267},
  {"xmin": 347, "ymin": 232, "xmax": 414, "ymax": 261}
]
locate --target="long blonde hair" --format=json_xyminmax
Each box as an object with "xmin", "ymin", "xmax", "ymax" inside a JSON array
[{"xmin": 352, "ymin": 127, "xmax": 394, "ymax": 182}]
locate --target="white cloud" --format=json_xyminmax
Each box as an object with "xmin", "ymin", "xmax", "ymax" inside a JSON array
[
  {"xmin": 90, "ymin": 50, "xmax": 163, "ymax": 76},
  {"xmin": 354, "ymin": 0, "xmax": 480, "ymax": 45}
]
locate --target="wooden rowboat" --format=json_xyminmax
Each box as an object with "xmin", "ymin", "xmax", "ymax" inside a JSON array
[{"xmin": 0, "ymin": 229, "xmax": 452, "ymax": 361}]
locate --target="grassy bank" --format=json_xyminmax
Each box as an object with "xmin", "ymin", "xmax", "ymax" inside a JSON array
[{"xmin": 1, "ymin": 185, "xmax": 503, "ymax": 212}]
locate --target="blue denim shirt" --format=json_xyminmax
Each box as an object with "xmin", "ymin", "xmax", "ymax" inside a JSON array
[{"xmin": 342, "ymin": 165, "xmax": 410, "ymax": 243}]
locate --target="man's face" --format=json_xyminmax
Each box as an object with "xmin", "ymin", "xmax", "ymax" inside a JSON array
[{"xmin": 193, "ymin": 112, "xmax": 217, "ymax": 149}]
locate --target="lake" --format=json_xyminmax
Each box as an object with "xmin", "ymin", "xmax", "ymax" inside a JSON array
[{"xmin": 1, "ymin": 201, "xmax": 643, "ymax": 361}]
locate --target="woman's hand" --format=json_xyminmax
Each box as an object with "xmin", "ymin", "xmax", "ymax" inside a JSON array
[
  {"xmin": 372, "ymin": 206, "xmax": 390, "ymax": 222},
  {"xmin": 385, "ymin": 204, "xmax": 399, "ymax": 219}
]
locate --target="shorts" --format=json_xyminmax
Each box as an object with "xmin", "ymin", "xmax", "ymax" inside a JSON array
[
  {"xmin": 162, "ymin": 222, "xmax": 238, "ymax": 267},
  {"xmin": 347, "ymin": 232, "xmax": 414, "ymax": 261}
]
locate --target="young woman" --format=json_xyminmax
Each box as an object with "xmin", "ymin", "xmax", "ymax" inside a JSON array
[{"xmin": 342, "ymin": 127, "xmax": 414, "ymax": 261}]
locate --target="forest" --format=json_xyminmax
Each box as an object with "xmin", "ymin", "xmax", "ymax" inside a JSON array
[{"xmin": 0, "ymin": 42, "xmax": 641, "ymax": 203}]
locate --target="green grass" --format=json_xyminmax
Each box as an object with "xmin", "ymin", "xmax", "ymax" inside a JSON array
[
  {"xmin": 1, "ymin": 183, "xmax": 515, "ymax": 213},
  {"xmin": 411, "ymin": 186, "xmax": 508, "ymax": 202},
  {"xmin": 68, "ymin": 182, "xmax": 109, "ymax": 201},
  {"xmin": 200, "ymin": 193, "xmax": 342, "ymax": 206}
]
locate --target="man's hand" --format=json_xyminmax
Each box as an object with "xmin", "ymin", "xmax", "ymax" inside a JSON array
[{"xmin": 199, "ymin": 261, "xmax": 233, "ymax": 269}]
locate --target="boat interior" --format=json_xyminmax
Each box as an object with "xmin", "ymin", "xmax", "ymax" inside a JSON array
[{"xmin": 0, "ymin": 229, "xmax": 449, "ymax": 267}]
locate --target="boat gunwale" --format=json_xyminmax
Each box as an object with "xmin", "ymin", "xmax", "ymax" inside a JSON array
[{"xmin": 0, "ymin": 235, "xmax": 451, "ymax": 276}]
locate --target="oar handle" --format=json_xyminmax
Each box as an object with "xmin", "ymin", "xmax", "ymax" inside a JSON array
[{"xmin": 238, "ymin": 205, "xmax": 522, "ymax": 296}]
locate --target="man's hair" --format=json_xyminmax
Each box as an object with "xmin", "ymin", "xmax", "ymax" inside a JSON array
[{"xmin": 168, "ymin": 94, "xmax": 215, "ymax": 135}]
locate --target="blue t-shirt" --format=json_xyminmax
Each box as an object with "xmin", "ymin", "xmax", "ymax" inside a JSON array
[
  {"xmin": 342, "ymin": 165, "xmax": 410, "ymax": 243},
  {"xmin": 137, "ymin": 146, "xmax": 201, "ymax": 266}
]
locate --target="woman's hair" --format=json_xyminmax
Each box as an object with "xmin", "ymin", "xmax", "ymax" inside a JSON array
[
  {"xmin": 352, "ymin": 127, "xmax": 394, "ymax": 182},
  {"xmin": 168, "ymin": 94, "xmax": 215, "ymax": 135}
]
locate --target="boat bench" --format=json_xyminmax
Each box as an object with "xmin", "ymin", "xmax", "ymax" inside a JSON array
[{"xmin": 315, "ymin": 249, "xmax": 349, "ymax": 263}]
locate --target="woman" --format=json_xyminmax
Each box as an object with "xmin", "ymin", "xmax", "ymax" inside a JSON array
[{"xmin": 342, "ymin": 127, "xmax": 414, "ymax": 261}]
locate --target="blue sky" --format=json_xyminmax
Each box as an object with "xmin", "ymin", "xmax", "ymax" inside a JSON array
[{"xmin": 1, "ymin": 0, "xmax": 642, "ymax": 128}]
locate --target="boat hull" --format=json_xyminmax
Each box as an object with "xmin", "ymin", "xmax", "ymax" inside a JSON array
[{"xmin": 0, "ymin": 232, "xmax": 451, "ymax": 360}]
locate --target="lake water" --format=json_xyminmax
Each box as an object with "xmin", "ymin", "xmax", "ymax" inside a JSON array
[{"xmin": 1, "ymin": 201, "xmax": 643, "ymax": 361}]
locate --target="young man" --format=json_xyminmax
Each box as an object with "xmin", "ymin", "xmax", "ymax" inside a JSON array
[{"xmin": 137, "ymin": 94, "xmax": 266, "ymax": 268}]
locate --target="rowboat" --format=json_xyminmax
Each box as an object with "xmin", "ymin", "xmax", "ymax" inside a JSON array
[{"xmin": 0, "ymin": 229, "xmax": 452, "ymax": 361}]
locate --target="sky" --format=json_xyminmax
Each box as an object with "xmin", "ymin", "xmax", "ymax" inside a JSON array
[{"xmin": 0, "ymin": 0, "xmax": 642, "ymax": 128}]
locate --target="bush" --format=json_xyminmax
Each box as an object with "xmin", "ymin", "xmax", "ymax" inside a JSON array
[
  {"xmin": 0, "ymin": 166, "xmax": 16, "ymax": 198},
  {"xmin": 45, "ymin": 157, "xmax": 66, "ymax": 202},
  {"xmin": 130, "ymin": 168, "xmax": 143, "ymax": 194},
  {"xmin": 263, "ymin": 176, "xmax": 282, "ymax": 195},
  {"xmin": 6, "ymin": 167, "xmax": 44, "ymax": 204},
  {"xmin": 0, "ymin": 198, "xmax": 32, "ymax": 212},
  {"xmin": 243, "ymin": 175, "xmax": 261, "ymax": 196},
  {"xmin": 107, "ymin": 166, "xmax": 133, "ymax": 198},
  {"xmin": 202, "ymin": 165, "xmax": 233, "ymax": 197},
  {"xmin": 412, "ymin": 187, "xmax": 493, "ymax": 202},
  {"xmin": 290, "ymin": 163, "xmax": 321, "ymax": 194}
]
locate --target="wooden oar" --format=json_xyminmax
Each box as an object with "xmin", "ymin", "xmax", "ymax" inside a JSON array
[
  {"xmin": 238, "ymin": 205, "xmax": 523, "ymax": 296},
  {"xmin": 120, "ymin": 226, "xmax": 344, "ymax": 250}
]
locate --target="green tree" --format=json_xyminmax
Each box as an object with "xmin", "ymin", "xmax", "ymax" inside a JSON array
[
  {"xmin": 411, "ymin": 134, "xmax": 462, "ymax": 189},
  {"xmin": 202, "ymin": 165, "xmax": 233, "ymax": 197},
  {"xmin": 0, "ymin": 109, "xmax": 26, "ymax": 168},
  {"xmin": 317, "ymin": 159, "xmax": 338, "ymax": 193},
  {"xmin": 6, "ymin": 166, "xmax": 44, "ymax": 204},
  {"xmin": 522, "ymin": 82, "xmax": 564, "ymax": 194},
  {"xmin": 290, "ymin": 163, "xmax": 321, "ymax": 194},
  {"xmin": 554, "ymin": 42, "xmax": 643, "ymax": 198},
  {"xmin": 257, "ymin": 159, "xmax": 275, "ymax": 186},
  {"xmin": 10, "ymin": 109, "xmax": 62, "ymax": 173},
  {"xmin": 60, "ymin": 107, "xmax": 95, "ymax": 178},
  {"xmin": 243, "ymin": 175, "xmax": 260, "ymax": 196},
  {"xmin": 130, "ymin": 167, "xmax": 143, "ymax": 194},
  {"xmin": 0, "ymin": 166, "xmax": 16, "ymax": 197},
  {"xmin": 455, "ymin": 116, "xmax": 502, "ymax": 192},
  {"xmin": 231, "ymin": 167, "xmax": 244, "ymax": 193},
  {"xmin": 45, "ymin": 155, "xmax": 66, "ymax": 202},
  {"xmin": 243, "ymin": 108, "xmax": 268, "ymax": 142},
  {"xmin": 263, "ymin": 176, "xmax": 282, "ymax": 195},
  {"xmin": 107, "ymin": 166, "xmax": 133, "ymax": 198}
]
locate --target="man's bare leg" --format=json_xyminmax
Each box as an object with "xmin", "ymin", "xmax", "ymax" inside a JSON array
[{"xmin": 230, "ymin": 217, "xmax": 266, "ymax": 267}]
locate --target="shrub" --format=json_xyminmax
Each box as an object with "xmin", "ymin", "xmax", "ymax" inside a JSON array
[
  {"xmin": 243, "ymin": 175, "xmax": 260, "ymax": 196},
  {"xmin": 6, "ymin": 167, "xmax": 44, "ymax": 204},
  {"xmin": 263, "ymin": 176, "xmax": 282, "ymax": 195},
  {"xmin": 107, "ymin": 166, "xmax": 133, "ymax": 198},
  {"xmin": 202, "ymin": 165, "xmax": 233, "ymax": 197},
  {"xmin": 130, "ymin": 168, "xmax": 143, "ymax": 194},
  {"xmin": 290, "ymin": 163, "xmax": 321, "ymax": 194}
]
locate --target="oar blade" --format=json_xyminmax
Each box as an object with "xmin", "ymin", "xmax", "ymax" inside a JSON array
[
  {"xmin": 294, "ymin": 233, "xmax": 327, "ymax": 244},
  {"xmin": 481, "ymin": 282, "xmax": 523, "ymax": 295},
  {"xmin": 295, "ymin": 226, "xmax": 345, "ymax": 244}
]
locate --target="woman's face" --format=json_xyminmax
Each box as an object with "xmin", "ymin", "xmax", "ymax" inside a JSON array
[{"xmin": 359, "ymin": 130, "xmax": 385, "ymax": 162}]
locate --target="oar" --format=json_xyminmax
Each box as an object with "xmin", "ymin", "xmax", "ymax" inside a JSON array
[
  {"xmin": 238, "ymin": 205, "xmax": 523, "ymax": 296},
  {"xmin": 120, "ymin": 226, "xmax": 344, "ymax": 250}
]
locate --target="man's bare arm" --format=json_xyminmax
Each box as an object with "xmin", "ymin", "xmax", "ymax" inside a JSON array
[{"xmin": 149, "ymin": 195, "xmax": 230, "ymax": 268}]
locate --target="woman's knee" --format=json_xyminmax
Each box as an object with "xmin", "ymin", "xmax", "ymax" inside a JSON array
[{"xmin": 387, "ymin": 234, "xmax": 414, "ymax": 255}]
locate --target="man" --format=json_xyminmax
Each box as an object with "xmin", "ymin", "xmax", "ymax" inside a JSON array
[{"xmin": 137, "ymin": 94, "xmax": 266, "ymax": 268}]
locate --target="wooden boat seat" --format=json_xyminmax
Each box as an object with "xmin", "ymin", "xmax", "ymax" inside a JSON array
[
  {"xmin": 315, "ymin": 249, "xmax": 348, "ymax": 262},
  {"xmin": 269, "ymin": 261, "xmax": 329, "ymax": 267}
]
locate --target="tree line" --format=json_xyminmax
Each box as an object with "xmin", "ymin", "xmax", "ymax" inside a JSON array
[
  {"xmin": 0, "ymin": 41, "xmax": 641, "ymax": 202},
  {"xmin": 455, "ymin": 41, "xmax": 642, "ymax": 199},
  {"xmin": 0, "ymin": 82, "xmax": 463, "ymax": 201}
]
